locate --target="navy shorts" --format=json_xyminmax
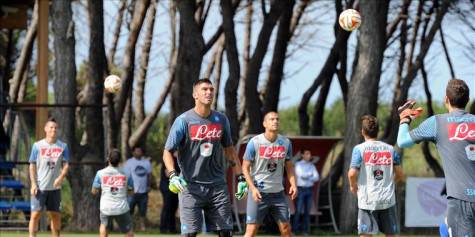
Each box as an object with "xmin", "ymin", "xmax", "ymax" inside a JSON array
[
  {"xmin": 100, "ymin": 212, "xmax": 133, "ymax": 233},
  {"xmin": 129, "ymin": 192, "xmax": 148, "ymax": 217},
  {"xmin": 246, "ymin": 191, "xmax": 290, "ymax": 225},
  {"xmin": 358, "ymin": 205, "xmax": 399, "ymax": 235},
  {"xmin": 446, "ymin": 197, "xmax": 475, "ymax": 237},
  {"xmin": 179, "ymin": 183, "xmax": 232, "ymax": 234},
  {"xmin": 31, "ymin": 190, "xmax": 61, "ymax": 212}
]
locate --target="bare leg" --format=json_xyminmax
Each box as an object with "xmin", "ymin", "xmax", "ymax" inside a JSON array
[
  {"xmin": 244, "ymin": 223, "xmax": 260, "ymax": 237},
  {"xmin": 276, "ymin": 221, "xmax": 292, "ymax": 237},
  {"xmin": 29, "ymin": 211, "xmax": 41, "ymax": 237},
  {"xmin": 47, "ymin": 211, "xmax": 61, "ymax": 237},
  {"xmin": 99, "ymin": 224, "xmax": 108, "ymax": 237},
  {"xmin": 125, "ymin": 229, "xmax": 134, "ymax": 237}
]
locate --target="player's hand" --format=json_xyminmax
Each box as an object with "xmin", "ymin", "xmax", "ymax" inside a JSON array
[
  {"xmin": 235, "ymin": 174, "xmax": 248, "ymax": 200},
  {"xmin": 289, "ymin": 185, "xmax": 298, "ymax": 200},
  {"xmin": 169, "ymin": 174, "xmax": 187, "ymax": 194},
  {"xmin": 53, "ymin": 177, "xmax": 63, "ymax": 189},
  {"xmin": 398, "ymin": 99, "xmax": 423, "ymax": 125},
  {"xmin": 350, "ymin": 185, "xmax": 358, "ymax": 195},
  {"xmin": 251, "ymin": 187, "xmax": 262, "ymax": 202},
  {"xmin": 30, "ymin": 184, "xmax": 38, "ymax": 196}
]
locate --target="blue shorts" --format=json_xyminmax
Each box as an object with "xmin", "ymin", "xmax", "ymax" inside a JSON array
[
  {"xmin": 100, "ymin": 211, "xmax": 133, "ymax": 233},
  {"xmin": 129, "ymin": 192, "xmax": 148, "ymax": 217},
  {"xmin": 246, "ymin": 191, "xmax": 290, "ymax": 225},
  {"xmin": 446, "ymin": 197, "xmax": 475, "ymax": 237},
  {"xmin": 358, "ymin": 205, "xmax": 399, "ymax": 235},
  {"xmin": 179, "ymin": 183, "xmax": 232, "ymax": 234},
  {"xmin": 31, "ymin": 190, "xmax": 61, "ymax": 212}
]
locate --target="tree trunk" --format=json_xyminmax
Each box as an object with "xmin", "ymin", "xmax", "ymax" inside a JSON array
[
  {"xmin": 221, "ymin": 0, "xmax": 241, "ymax": 143},
  {"xmin": 121, "ymin": 98, "xmax": 132, "ymax": 159},
  {"xmin": 311, "ymin": 76, "xmax": 332, "ymax": 135},
  {"xmin": 170, "ymin": 1, "xmax": 205, "ymax": 122},
  {"xmin": 238, "ymin": 0, "xmax": 253, "ymax": 137},
  {"xmin": 212, "ymin": 44, "xmax": 224, "ymax": 111},
  {"xmin": 108, "ymin": 0, "xmax": 127, "ymax": 65},
  {"xmin": 134, "ymin": 0, "xmax": 157, "ymax": 132},
  {"xmin": 262, "ymin": 0, "xmax": 295, "ymax": 114},
  {"xmin": 115, "ymin": 0, "xmax": 150, "ymax": 124},
  {"xmin": 245, "ymin": 0, "xmax": 284, "ymax": 134},
  {"xmin": 68, "ymin": 0, "xmax": 107, "ymax": 231},
  {"xmin": 340, "ymin": 1, "xmax": 390, "ymax": 233}
]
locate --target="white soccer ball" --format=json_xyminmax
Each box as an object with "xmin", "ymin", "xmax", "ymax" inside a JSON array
[
  {"xmin": 104, "ymin": 75, "xmax": 121, "ymax": 93},
  {"xmin": 339, "ymin": 9, "xmax": 361, "ymax": 31}
]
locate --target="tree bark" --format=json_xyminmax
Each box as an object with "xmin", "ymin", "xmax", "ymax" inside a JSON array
[
  {"xmin": 115, "ymin": 0, "xmax": 150, "ymax": 124},
  {"xmin": 262, "ymin": 0, "xmax": 295, "ymax": 114},
  {"xmin": 238, "ymin": 0, "xmax": 253, "ymax": 137},
  {"xmin": 245, "ymin": 0, "xmax": 285, "ymax": 134},
  {"xmin": 108, "ymin": 0, "xmax": 127, "ymax": 65},
  {"xmin": 170, "ymin": 0, "xmax": 205, "ymax": 122},
  {"xmin": 340, "ymin": 1, "xmax": 390, "ymax": 233},
  {"xmin": 311, "ymin": 76, "xmax": 332, "ymax": 135},
  {"xmin": 134, "ymin": 0, "xmax": 157, "ymax": 132},
  {"xmin": 221, "ymin": 0, "xmax": 241, "ymax": 143}
]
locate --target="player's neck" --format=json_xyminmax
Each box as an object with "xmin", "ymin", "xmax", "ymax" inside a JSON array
[
  {"xmin": 364, "ymin": 137, "xmax": 376, "ymax": 142},
  {"xmin": 264, "ymin": 131, "xmax": 278, "ymax": 142},
  {"xmin": 45, "ymin": 137, "xmax": 56, "ymax": 144},
  {"xmin": 194, "ymin": 104, "xmax": 212, "ymax": 118}
]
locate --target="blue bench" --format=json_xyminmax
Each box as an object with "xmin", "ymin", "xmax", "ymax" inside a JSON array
[
  {"xmin": 0, "ymin": 201, "xmax": 11, "ymax": 211},
  {"xmin": 0, "ymin": 161, "xmax": 15, "ymax": 169},
  {"xmin": 11, "ymin": 201, "xmax": 30, "ymax": 211},
  {"xmin": 0, "ymin": 180, "xmax": 24, "ymax": 189}
]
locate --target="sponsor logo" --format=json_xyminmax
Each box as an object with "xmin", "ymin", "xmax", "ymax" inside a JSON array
[
  {"xmin": 267, "ymin": 162, "xmax": 277, "ymax": 172},
  {"xmin": 373, "ymin": 169, "xmax": 384, "ymax": 180},
  {"xmin": 466, "ymin": 188, "xmax": 475, "ymax": 196},
  {"xmin": 102, "ymin": 175, "xmax": 126, "ymax": 188},
  {"xmin": 363, "ymin": 151, "xmax": 392, "ymax": 165},
  {"xmin": 258, "ymin": 145, "xmax": 287, "ymax": 159},
  {"xmin": 40, "ymin": 147, "xmax": 63, "ymax": 160},
  {"xmin": 190, "ymin": 124, "xmax": 222, "ymax": 141},
  {"xmin": 448, "ymin": 123, "xmax": 475, "ymax": 142}
]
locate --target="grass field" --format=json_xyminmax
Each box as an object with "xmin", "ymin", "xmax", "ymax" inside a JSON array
[{"xmin": 0, "ymin": 232, "xmax": 438, "ymax": 237}]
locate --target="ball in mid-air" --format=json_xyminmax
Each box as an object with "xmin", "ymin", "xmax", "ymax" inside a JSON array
[
  {"xmin": 104, "ymin": 75, "xmax": 121, "ymax": 93},
  {"xmin": 339, "ymin": 9, "xmax": 361, "ymax": 31}
]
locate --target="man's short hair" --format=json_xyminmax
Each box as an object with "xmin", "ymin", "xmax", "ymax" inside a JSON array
[
  {"xmin": 108, "ymin": 149, "xmax": 121, "ymax": 167},
  {"xmin": 446, "ymin": 79, "xmax": 469, "ymax": 108},
  {"xmin": 193, "ymin": 78, "xmax": 213, "ymax": 88},
  {"xmin": 46, "ymin": 117, "xmax": 57, "ymax": 124},
  {"xmin": 361, "ymin": 115, "xmax": 378, "ymax": 138}
]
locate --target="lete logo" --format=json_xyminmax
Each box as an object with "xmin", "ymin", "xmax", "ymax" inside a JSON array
[
  {"xmin": 363, "ymin": 151, "xmax": 392, "ymax": 165},
  {"xmin": 259, "ymin": 146, "xmax": 286, "ymax": 160},
  {"xmin": 102, "ymin": 175, "xmax": 126, "ymax": 187},
  {"xmin": 190, "ymin": 124, "xmax": 222, "ymax": 141},
  {"xmin": 448, "ymin": 123, "xmax": 475, "ymax": 142}
]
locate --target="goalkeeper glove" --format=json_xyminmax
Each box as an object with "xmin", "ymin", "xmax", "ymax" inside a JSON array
[
  {"xmin": 398, "ymin": 99, "xmax": 423, "ymax": 125},
  {"xmin": 168, "ymin": 171, "xmax": 187, "ymax": 194},
  {"xmin": 235, "ymin": 174, "xmax": 248, "ymax": 200}
]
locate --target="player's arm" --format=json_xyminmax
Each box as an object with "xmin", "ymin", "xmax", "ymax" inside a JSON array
[
  {"xmin": 28, "ymin": 144, "xmax": 38, "ymax": 195},
  {"xmin": 91, "ymin": 173, "xmax": 101, "ymax": 195},
  {"xmin": 163, "ymin": 150, "xmax": 176, "ymax": 176},
  {"xmin": 242, "ymin": 140, "xmax": 260, "ymax": 201},
  {"xmin": 393, "ymin": 150, "xmax": 404, "ymax": 183},
  {"xmin": 54, "ymin": 145, "xmax": 70, "ymax": 188},
  {"xmin": 224, "ymin": 146, "xmax": 243, "ymax": 175},
  {"xmin": 163, "ymin": 117, "xmax": 185, "ymax": 175},
  {"xmin": 348, "ymin": 147, "xmax": 362, "ymax": 195},
  {"xmin": 285, "ymin": 160, "xmax": 298, "ymax": 200}
]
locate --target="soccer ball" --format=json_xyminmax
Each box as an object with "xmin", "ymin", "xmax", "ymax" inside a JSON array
[
  {"xmin": 104, "ymin": 75, "xmax": 121, "ymax": 93},
  {"xmin": 339, "ymin": 9, "xmax": 361, "ymax": 31}
]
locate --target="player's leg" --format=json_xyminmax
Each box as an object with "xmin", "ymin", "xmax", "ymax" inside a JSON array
[
  {"xmin": 244, "ymin": 191, "xmax": 268, "ymax": 237},
  {"xmin": 302, "ymin": 187, "xmax": 313, "ymax": 234},
  {"xmin": 137, "ymin": 193, "xmax": 148, "ymax": 231},
  {"xmin": 115, "ymin": 211, "xmax": 134, "ymax": 237},
  {"xmin": 128, "ymin": 193, "xmax": 137, "ymax": 215},
  {"xmin": 29, "ymin": 190, "xmax": 46, "ymax": 237},
  {"xmin": 179, "ymin": 184, "xmax": 205, "ymax": 236},
  {"xmin": 204, "ymin": 184, "xmax": 233, "ymax": 234},
  {"xmin": 269, "ymin": 192, "xmax": 291, "ymax": 237},
  {"xmin": 447, "ymin": 198, "xmax": 475, "ymax": 237},
  {"xmin": 357, "ymin": 208, "xmax": 378, "ymax": 237},
  {"xmin": 99, "ymin": 213, "xmax": 110, "ymax": 237},
  {"xmin": 375, "ymin": 205, "xmax": 399, "ymax": 237},
  {"xmin": 46, "ymin": 190, "xmax": 62, "ymax": 237}
]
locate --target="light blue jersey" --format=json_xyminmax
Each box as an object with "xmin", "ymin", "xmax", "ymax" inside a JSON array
[
  {"xmin": 29, "ymin": 139, "xmax": 70, "ymax": 191},
  {"xmin": 92, "ymin": 166, "xmax": 133, "ymax": 215}
]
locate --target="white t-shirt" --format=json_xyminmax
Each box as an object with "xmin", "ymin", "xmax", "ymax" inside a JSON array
[{"xmin": 124, "ymin": 157, "xmax": 152, "ymax": 193}]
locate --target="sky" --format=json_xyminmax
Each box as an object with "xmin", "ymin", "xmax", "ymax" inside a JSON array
[{"xmin": 72, "ymin": 1, "xmax": 474, "ymax": 113}]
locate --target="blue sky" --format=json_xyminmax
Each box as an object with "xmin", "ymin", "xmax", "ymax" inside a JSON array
[{"xmin": 72, "ymin": 1, "xmax": 474, "ymax": 113}]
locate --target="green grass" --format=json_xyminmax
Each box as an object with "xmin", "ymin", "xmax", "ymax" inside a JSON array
[{"xmin": 0, "ymin": 232, "xmax": 438, "ymax": 237}]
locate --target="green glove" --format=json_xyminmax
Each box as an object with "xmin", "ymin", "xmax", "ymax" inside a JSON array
[
  {"xmin": 168, "ymin": 172, "xmax": 187, "ymax": 194},
  {"xmin": 235, "ymin": 174, "xmax": 248, "ymax": 200}
]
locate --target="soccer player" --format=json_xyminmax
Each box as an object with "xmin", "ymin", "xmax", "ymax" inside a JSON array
[
  {"xmin": 92, "ymin": 149, "xmax": 134, "ymax": 237},
  {"xmin": 162, "ymin": 78, "xmax": 248, "ymax": 237},
  {"xmin": 348, "ymin": 115, "xmax": 403, "ymax": 237},
  {"xmin": 29, "ymin": 118, "xmax": 70, "ymax": 237},
  {"xmin": 241, "ymin": 111, "xmax": 298, "ymax": 237},
  {"xmin": 397, "ymin": 79, "xmax": 475, "ymax": 236},
  {"xmin": 124, "ymin": 146, "xmax": 152, "ymax": 231}
]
